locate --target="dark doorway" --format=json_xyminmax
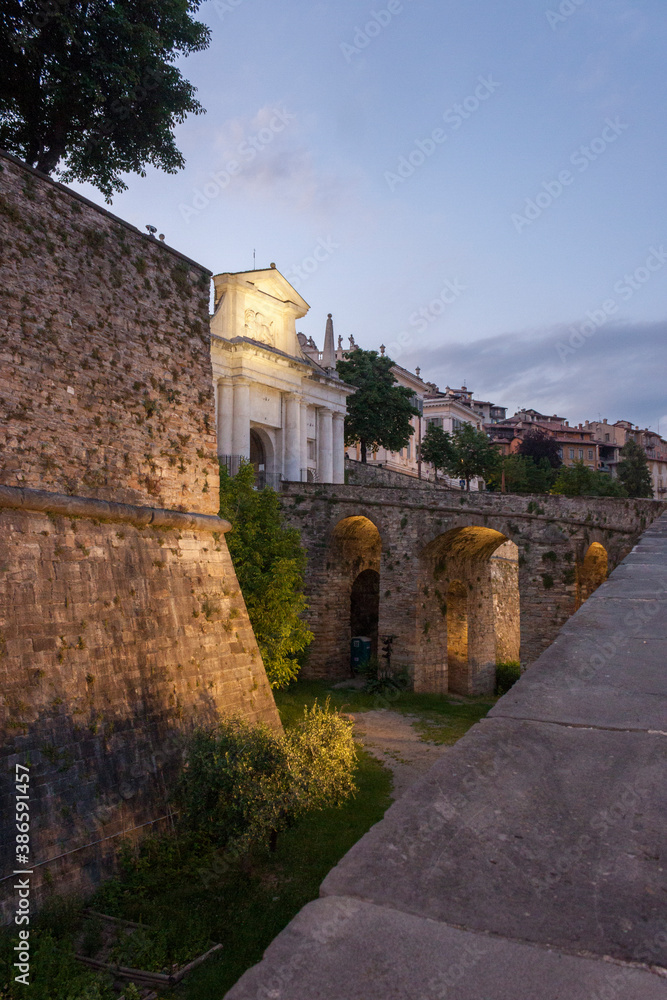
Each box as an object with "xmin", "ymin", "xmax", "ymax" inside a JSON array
[
  {"xmin": 350, "ymin": 569, "xmax": 380, "ymax": 659},
  {"xmin": 250, "ymin": 430, "xmax": 266, "ymax": 486}
]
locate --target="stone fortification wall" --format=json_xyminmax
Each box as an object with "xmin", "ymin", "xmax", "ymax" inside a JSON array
[
  {"xmin": 0, "ymin": 154, "xmax": 280, "ymax": 916},
  {"xmin": 0, "ymin": 490, "xmax": 279, "ymax": 918},
  {"xmin": 0, "ymin": 150, "xmax": 217, "ymax": 514}
]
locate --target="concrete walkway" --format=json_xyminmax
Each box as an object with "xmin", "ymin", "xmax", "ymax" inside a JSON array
[{"xmin": 225, "ymin": 514, "xmax": 667, "ymax": 1000}]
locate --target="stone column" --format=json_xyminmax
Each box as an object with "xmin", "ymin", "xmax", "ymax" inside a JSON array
[
  {"xmin": 231, "ymin": 378, "xmax": 251, "ymax": 468},
  {"xmin": 332, "ymin": 411, "xmax": 346, "ymax": 484},
  {"xmin": 300, "ymin": 402, "xmax": 309, "ymax": 480},
  {"xmin": 217, "ymin": 378, "xmax": 234, "ymax": 460},
  {"xmin": 317, "ymin": 407, "xmax": 334, "ymax": 484},
  {"xmin": 284, "ymin": 392, "xmax": 302, "ymax": 482}
]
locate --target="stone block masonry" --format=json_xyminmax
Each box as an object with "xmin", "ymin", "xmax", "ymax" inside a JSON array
[
  {"xmin": 0, "ymin": 150, "xmax": 217, "ymax": 514},
  {"xmin": 0, "ymin": 488, "xmax": 280, "ymax": 919},
  {"xmin": 0, "ymin": 152, "xmax": 281, "ymax": 916},
  {"xmin": 279, "ymin": 483, "xmax": 666, "ymax": 691}
]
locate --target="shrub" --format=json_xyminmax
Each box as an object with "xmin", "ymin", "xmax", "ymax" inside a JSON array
[
  {"xmin": 177, "ymin": 702, "xmax": 357, "ymax": 856},
  {"xmin": 495, "ymin": 661, "xmax": 521, "ymax": 697},
  {"xmin": 219, "ymin": 461, "xmax": 312, "ymax": 688},
  {"xmin": 0, "ymin": 928, "xmax": 115, "ymax": 1000},
  {"xmin": 551, "ymin": 461, "xmax": 627, "ymax": 497},
  {"xmin": 360, "ymin": 657, "xmax": 410, "ymax": 695}
]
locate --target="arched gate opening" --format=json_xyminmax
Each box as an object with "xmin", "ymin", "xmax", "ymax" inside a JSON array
[
  {"xmin": 577, "ymin": 542, "xmax": 608, "ymax": 608},
  {"xmin": 417, "ymin": 526, "xmax": 520, "ymax": 696}
]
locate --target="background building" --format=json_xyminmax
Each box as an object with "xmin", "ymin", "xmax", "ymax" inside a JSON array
[
  {"xmin": 487, "ymin": 409, "xmax": 598, "ymax": 469},
  {"xmin": 586, "ymin": 419, "xmax": 667, "ymax": 497},
  {"xmin": 210, "ymin": 266, "xmax": 353, "ymax": 485}
]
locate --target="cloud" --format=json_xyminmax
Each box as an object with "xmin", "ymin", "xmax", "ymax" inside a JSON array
[
  {"xmin": 408, "ymin": 318, "xmax": 667, "ymax": 432},
  {"xmin": 206, "ymin": 105, "xmax": 361, "ymax": 215}
]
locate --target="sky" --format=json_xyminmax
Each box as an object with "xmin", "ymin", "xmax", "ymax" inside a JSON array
[{"xmin": 70, "ymin": 0, "xmax": 667, "ymax": 433}]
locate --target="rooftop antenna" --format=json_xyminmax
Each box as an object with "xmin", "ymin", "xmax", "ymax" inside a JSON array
[{"xmin": 253, "ymin": 248, "xmax": 256, "ymax": 269}]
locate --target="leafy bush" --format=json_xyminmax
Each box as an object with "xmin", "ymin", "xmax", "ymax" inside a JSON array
[
  {"xmin": 177, "ymin": 703, "xmax": 357, "ymax": 855},
  {"xmin": 219, "ymin": 461, "xmax": 313, "ymax": 688},
  {"xmin": 284, "ymin": 701, "xmax": 358, "ymax": 812},
  {"xmin": 0, "ymin": 929, "xmax": 114, "ymax": 1000},
  {"xmin": 551, "ymin": 461, "xmax": 626, "ymax": 497},
  {"xmin": 495, "ymin": 661, "xmax": 521, "ymax": 696}
]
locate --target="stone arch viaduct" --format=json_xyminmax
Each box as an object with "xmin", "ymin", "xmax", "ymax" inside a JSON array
[{"xmin": 279, "ymin": 483, "xmax": 666, "ymax": 695}]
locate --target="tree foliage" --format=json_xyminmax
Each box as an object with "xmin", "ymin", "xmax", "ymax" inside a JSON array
[
  {"xmin": 617, "ymin": 438, "xmax": 654, "ymax": 498},
  {"xmin": 444, "ymin": 423, "xmax": 499, "ymax": 490},
  {"xmin": 336, "ymin": 349, "xmax": 419, "ymax": 462},
  {"xmin": 420, "ymin": 423, "xmax": 454, "ymax": 480},
  {"xmin": 177, "ymin": 703, "xmax": 357, "ymax": 856},
  {"xmin": 487, "ymin": 453, "xmax": 558, "ymax": 494},
  {"xmin": 0, "ymin": 0, "xmax": 210, "ymax": 200},
  {"xmin": 551, "ymin": 461, "xmax": 627, "ymax": 497},
  {"xmin": 518, "ymin": 428, "xmax": 562, "ymax": 468},
  {"xmin": 219, "ymin": 462, "xmax": 312, "ymax": 689}
]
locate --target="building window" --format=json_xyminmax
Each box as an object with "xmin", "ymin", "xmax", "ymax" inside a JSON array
[
  {"xmin": 453, "ymin": 418, "xmax": 464, "ymax": 431},
  {"xmin": 428, "ymin": 417, "xmax": 443, "ymax": 428},
  {"xmin": 605, "ymin": 433, "xmax": 610, "ymax": 441},
  {"xmin": 569, "ymin": 448, "xmax": 574, "ymax": 459},
  {"xmin": 588, "ymin": 449, "xmax": 593, "ymax": 460},
  {"xmin": 578, "ymin": 449, "xmax": 584, "ymax": 459}
]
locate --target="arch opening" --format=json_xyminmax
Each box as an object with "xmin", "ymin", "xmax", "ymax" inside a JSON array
[
  {"xmin": 305, "ymin": 515, "xmax": 382, "ymax": 680},
  {"xmin": 446, "ymin": 580, "xmax": 469, "ymax": 692},
  {"xmin": 249, "ymin": 427, "xmax": 276, "ymax": 488},
  {"xmin": 490, "ymin": 539, "xmax": 521, "ymax": 665},
  {"xmin": 350, "ymin": 568, "xmax": 380, "ymax": 663},
  {"xmin": 577, "ymin": 542, "xmax": 608, "ymax": 608},
  {"xmin": 417, "ymin": 524, "xmax": 520, "ymax": 696}
]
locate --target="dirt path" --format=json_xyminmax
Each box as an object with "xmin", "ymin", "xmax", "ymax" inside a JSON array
[{"xmin": 350, "ymin": 710, "xmax": 450, "ymax": 800}]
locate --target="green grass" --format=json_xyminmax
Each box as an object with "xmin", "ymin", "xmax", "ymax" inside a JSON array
[
  {"xmin": 278, "ymin": 679, "xmax": 495, "ymax": 746},
  {"xmin": 0, "ymin": 680, "xmax": 492, "ymax": 1000},
  {"xmin": 171, "ymin": 743, "xmax": 392, "ymax": 997},
  {"xmin": 276, "ymin": 677, "xmax": 494, "ymax": 719}
]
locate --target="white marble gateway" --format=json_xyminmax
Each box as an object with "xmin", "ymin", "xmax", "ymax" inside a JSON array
[{"xmin": 210, "ymin": 265, "xmax": 353, "ymax": 485}]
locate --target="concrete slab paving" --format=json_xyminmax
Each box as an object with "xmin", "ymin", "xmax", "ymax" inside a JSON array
[
  {"xmin": 558, "ymin": 599, "xmax": 667, "ymax": 640},
  {"xmin": 489, "ymin": 632, "xmax": 667, "ymax": 729},
  {"xmin": 321, "ymin": 718, "xmax": 666, "ymax": 966},
  {"xmin": 586, "ymin": 577, "xmax": 667, "ymax": 599},
  {"xmin": 225, "ymin": 898, "xmax": 667, "ymax": 1000}
]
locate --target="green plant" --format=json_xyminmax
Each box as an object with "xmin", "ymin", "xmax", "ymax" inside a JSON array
[
  {"xmin": 1, "ymin": 1, "xmax": 211, "ymax": 201},
  {"xmin": 617, "ymin": 438, "xmax": 653, "ymax": 498},
  {"xmin": 495, "ymin": 661, "xmax": 521, "ymax": 696},
  {"xmin": 0, "ymin": 928, "xmax": 115, "ymax": 999},
  {"xmin": 336, "ymin": 348, "xmax": 419, "ymax": 463},
  {"xmin": 219, "ymin": 461, "xmax": 312, "ymax": 688},
  {"xmin": 551, "ymin": 461, "xmax": 627, "ymax": 497},
  {"xmin": 420, "ymin": 423, "xmax": 454, "ymax": 481},
  {"xmin": 445, "ymin": 423, "xmax": 500, "ymax": 491},
  {"xmin": 177, "ymin": 703, "xmax": 356, "ymax": 856}
]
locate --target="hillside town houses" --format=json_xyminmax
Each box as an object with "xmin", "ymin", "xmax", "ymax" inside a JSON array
[{"xmin": 210, "ymin": 264, "xmax": 667, "ymax": 496}]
